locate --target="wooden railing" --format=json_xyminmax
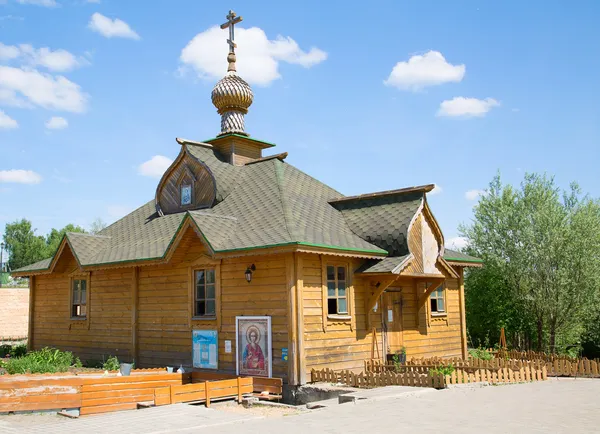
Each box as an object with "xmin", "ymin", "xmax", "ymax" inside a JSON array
[{"xmin": 0, "ymin": 369, "xmax": 283, "ymax": 415}]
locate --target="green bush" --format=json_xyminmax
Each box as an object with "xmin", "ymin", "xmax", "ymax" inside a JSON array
[
  {"xmin": 429, "ymin": 364, "xmax": 455, "ymax": 376},
  {"xmin": 0, "ymin": 343, "xmax": 27, "ymax": 358},
  {"xmin": 1, "ymin": 347, "xmax": 81, "ymax": 375},
  {"xmin": 102, "ymin": 356, "xmax": 120, "ymax": 371},
  {"xmin": 468, "ymin": 347, "xmax": 493, "ymax": 360}
]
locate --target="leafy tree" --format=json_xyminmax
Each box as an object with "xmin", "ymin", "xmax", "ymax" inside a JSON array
[
  {"xmin": 3, "ymin": 219, "xmax": 47, "ymax": 271},
  {"xmin": 46, "ymin": 224, "xmax": 86, "ymax": 256},
  {"xmin": 461, "ymin": 173, "xmax": 600, "ymax": 354},
  {"xmin": 90, "ymin": 218, "xmax": 107, "ymax": 235},
  {"xmin": 3, "ymin": 220, "xmax": 87, "ymax": 270}
]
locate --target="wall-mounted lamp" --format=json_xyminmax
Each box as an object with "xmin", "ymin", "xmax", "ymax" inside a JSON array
[{"xmin": 245, "ymin": 264, "xmax": 256, "ymax": 283}]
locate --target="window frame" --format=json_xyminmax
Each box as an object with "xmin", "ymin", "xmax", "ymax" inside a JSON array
[
  {"xmin": 69, "ymin": 274, "xmax": 89, "ymax": 321},
  {"xmin": 193, "ymin": 268, "xmax": 217, "ymax": 319},
  {"xmin": 430, "ymin": 283, "xmax": 446, "ymax": 315},
  {"xmin": 188, "ymin": 258, "xmax": 221, "ymax": 328},
  {"xmin": 181, "ymin": 183, "xmax": 193, "ymax": 206},
  {"xmin": 326, "ymin": 265, "xmax": 348, "ymax": 316},
  {"xmin": 321, "ymin": 258, "xmax": 354, "ymax": 332}
]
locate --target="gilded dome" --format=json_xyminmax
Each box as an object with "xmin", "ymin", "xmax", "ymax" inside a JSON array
[{"xmin": 211, "ymin": 71, "xmax": 254, "ymax": 115}]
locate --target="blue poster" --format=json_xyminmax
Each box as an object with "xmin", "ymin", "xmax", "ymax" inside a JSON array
[
  {"xmin": 193, "ymin": 330, "xmax": 218, "ymax": 369},
  {"xmin": 282, "ymin": 348, "xmax": 288, "ymax": 361}
]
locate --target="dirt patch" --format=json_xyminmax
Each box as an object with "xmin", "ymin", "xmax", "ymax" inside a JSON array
[{"xmin": 210, "ymin": 400, "xmax": 303, "ymax": 418}]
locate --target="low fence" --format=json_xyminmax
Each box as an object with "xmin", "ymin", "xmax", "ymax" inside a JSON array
[
  {"xmin": 494, "ymin": 349, "xmax": 600, "ymax": 363},
  {"xmin": 312, "ymin": 365, "xmax": 547, "ymax": 390},
  {"xmin": 370, "ymin": 356, "xmax": 600, "ymax": 378},
  {"xmin": 0, "ymin": 369, "xmax": 283, "ymax": 416},
  {"xmin": 311, "ymin": 368, "xmax": 446, "ymax": 389}
]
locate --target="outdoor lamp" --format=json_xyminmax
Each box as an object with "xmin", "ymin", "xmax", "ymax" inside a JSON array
[{"xmin": 245, "ymin": 264, "xmax": 256, "ymax": 283}]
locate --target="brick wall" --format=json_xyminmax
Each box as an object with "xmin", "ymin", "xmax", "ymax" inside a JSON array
[{"xmin": 0, "ymin": 288, "xmax": 29, "ymax": 340}]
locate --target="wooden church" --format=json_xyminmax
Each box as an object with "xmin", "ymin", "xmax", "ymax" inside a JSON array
[{"xmin": 14, "ymin": 10, "xmax": 482, "ymax": 387}]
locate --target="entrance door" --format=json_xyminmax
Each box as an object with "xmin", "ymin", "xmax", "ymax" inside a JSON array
[{"xmin": 383, "ymin": 290, "xmax": 404, "ymax": 356}]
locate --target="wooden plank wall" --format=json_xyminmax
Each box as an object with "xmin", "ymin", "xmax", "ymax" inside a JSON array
[
  {"xmin": 398, "ymin": 278, "xmax": 462, "ymax": 359},
  {"xmin": 137, "ymin": 230, "xmax": 289, "ymax": 380},
  {"xmin": 32, "ymin": 248, "xmax": 133, "ymax": 363},
  {"xmin": 302, "ymin": 253, "xmax": 383, "ymax": 378}
]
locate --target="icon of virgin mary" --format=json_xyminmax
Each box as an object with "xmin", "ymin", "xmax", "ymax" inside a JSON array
[{"xmin": 242, "ymin": 325, "xmax": 265, "ymax": 371}]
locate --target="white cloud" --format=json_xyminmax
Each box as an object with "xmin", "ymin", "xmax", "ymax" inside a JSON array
[
  {"xmin": 45, "ymin": 116, "xmax": 68, "ymax": 129},
  {"xmin": 180, "ymin": 26, "xmax": 327, "ymax": 86},
  {"xmin": 0, "ymin": 110, "xmax": 18, "ymax": 129},
  {"xmin": 0, "ymin": 42, "xmax": 20, "ymax": 60},
  {"xmin": 0, "ymin": 169, "xmax": 42, "ymax": 184},
  {"xmin": 16, "ymin": 0, "xmax": 58, "ymax": 6},
  {"xmin": 88, "ymin": 13, "xmax": 140, "ymax": 40},
  {"xmin": 0, "ymin": 66, "xmax": 88, "ymax": 112},
  {"xmin": 445, "ymin": 236, "xmax": 468, "ymax": 250},
  {"xmin": 0, "ymin": 43, "xmax": 87, "ymax": 72},
  {"xmin": 429, "ymin": 184, "xmax": 443, "ymax": 195},
  {"xmin": 465, "ymin": 189, "xmax": 486, "ymax": 201},
  {"xmin": 138, "ymin": 155, "xmax": 173, "ymax": 178},
  {"xmin": 437, "ymin": 97, "xmax": 499, "ymax": 118},
  {"xmin": 384, "ymin": 51, "xmax": 465, "ymax": 91}
]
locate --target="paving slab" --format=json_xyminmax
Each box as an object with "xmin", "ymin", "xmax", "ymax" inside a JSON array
[{"xmin": 0, "ymin": 403, "xmax": 260, "ymax": 434}]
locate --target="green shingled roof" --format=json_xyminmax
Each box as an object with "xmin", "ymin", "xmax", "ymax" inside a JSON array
[
  {"xmin": 330, "ymin": 192, "xmax": 423, "ymax": 256},
  {"xmin": 13, "ymin": 144, "xmax": 392, "ymax": 274},
  {"xmin": 443, "ymin": 249, "xmax": 483, "ymax": 264},
  {"xmin": 13, "ymin": 141, "xmax": 482, "ymax": 276},
  {"xmin": 357, "ymin": 255, "xmax": 411, "ymax": 274}
]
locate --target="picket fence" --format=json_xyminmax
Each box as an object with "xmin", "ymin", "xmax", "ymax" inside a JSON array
[
  {"xmin": 311, "ymin": 368, "xmax": 446, "ymax": 389},
  {"xmin": 311, "ymin": 365, "xmax": 547, "ymax": 390},
  {"xmin": 494, "ymin": 349, "xmax": 600, "ymax": 364},
  {"xmin": 397, "ymin": 356, "xmax": 600, "ymax": 378}
]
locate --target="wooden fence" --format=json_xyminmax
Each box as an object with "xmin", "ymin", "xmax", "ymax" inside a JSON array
[
  {"xmin": 378, "ymin": 356, "xmax": 600, "ymax": 378},
  {"xmin": 311, "ymin": 368, "xmax": 446, "ymax": 389},
  {"xmin": 494, "ymin": 349, "xmax": 599, "ymax": 364},
  {"xmin": 312, "ymin": 365, "xmax": 547, "ymax": 389},
  {"xmin": 0, "ymin": 369, "xmax": 283, "ymax": 415}
]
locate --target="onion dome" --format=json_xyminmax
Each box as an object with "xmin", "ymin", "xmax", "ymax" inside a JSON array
[{"xmin": 211, "ymin": 52, "xmax": 254, "ymax": 136}]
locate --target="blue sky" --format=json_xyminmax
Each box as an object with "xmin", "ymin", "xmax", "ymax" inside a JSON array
[{"xmin": 1, "ymin": 0, "xmax": 599, "ymax": 251}]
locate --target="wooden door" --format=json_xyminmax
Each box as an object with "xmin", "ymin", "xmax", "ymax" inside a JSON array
[{"xmin": 383, "ymin": 290, "xmax": 404, "ymax": 355}]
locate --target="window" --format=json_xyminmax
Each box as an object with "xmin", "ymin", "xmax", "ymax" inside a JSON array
[
  {"xmin": 430, "ymin": 284, "xmax": 445, "ymax": 314},
  {"xmin": 194, "ymin": 269, "xmax": 216, "ymax": 317},
  {"xmin": 181, "ymin": 184, "xmax": 192, "ymax": 206},
  {"xmin": 327, "ymin": 265, "xmax": 347, "ymax": 315},
  {"xmin": 71, "ymin": 279, "xmax": 87, "ymax": 318}
]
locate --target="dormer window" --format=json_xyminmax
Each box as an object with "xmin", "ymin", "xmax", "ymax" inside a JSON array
[{"xmin": 181, "ymin": 184, "xmax": 192, "ymax": 206}]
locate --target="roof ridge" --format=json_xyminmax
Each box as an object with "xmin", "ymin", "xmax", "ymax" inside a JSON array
[
  {"xmin": 329, "ymin": 184, "xmax": 434, "ymax": 205},
  {"xmin": 244, "ymin": 152, "xmax": 288, "ymax": 165},
  {"xmin": 273, "ymin": 159, "xmax": 297, "ymax": 242},
  {"xmin": 67, "ymin": 232, "xmax": 112, "ymax": 239}
]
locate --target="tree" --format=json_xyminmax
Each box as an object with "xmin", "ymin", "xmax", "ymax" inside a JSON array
[
  {"xmin": 3, "ymin": 221, "xmax": 87, "ymax": 270},
  {"xmin": 45, "ymin": 224, "xmax": 86, "ymax": 256},
  {"xmin": 90, "ymin": 218, "xmax": 107, "ymax": 235},
  {"xmin": 3, "ymin": 219, "xmax": 47, "ymax": 271},
  {"xmin": 461, "ymin": 173, "xmax": 600, "ymax": 353}
]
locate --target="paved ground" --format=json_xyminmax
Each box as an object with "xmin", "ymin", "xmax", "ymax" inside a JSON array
[{"xmin": 0, "ymin": 378, "xmax": 597, "ymax": 433}]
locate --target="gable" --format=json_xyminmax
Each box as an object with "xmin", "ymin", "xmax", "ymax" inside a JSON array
[
  {"xmin": 404, "ymin": 206, "xmax": 444, "ymax": 275},
  {"xmin": 156, "ymin": 150, "xmax": 217, "ymax": 215}
]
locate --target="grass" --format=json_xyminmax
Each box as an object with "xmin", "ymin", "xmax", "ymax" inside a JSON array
[
  {"xmin": 0, "ymin": 347, "xmax": 81, "ymax": 375},
  {"xmin": 469, "ymin": 347, "xmax": 493, "ymax": 360},
  {"xmin": 429, "ymin": 364, "xmax": 455, "ymax": 376}
]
